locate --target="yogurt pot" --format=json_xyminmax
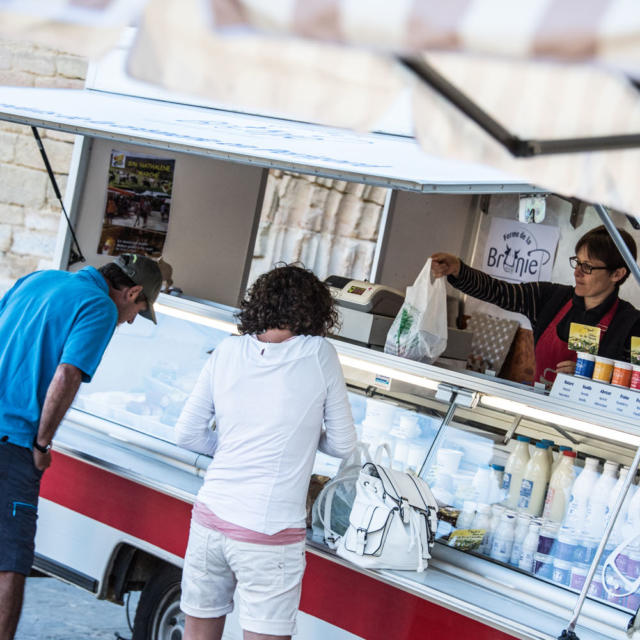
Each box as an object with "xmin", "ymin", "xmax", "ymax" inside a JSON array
[
  {"xmin": 570, "ymin": 564, "xmax": 590, "ymax": 591},
  {"xmin": 625, "ymin": 593, "xmax": 640, "ymax": 611},
  {"xmin": 573, "ymin": 537, "xmax": 599, "ymax": 565},
  {"xmin": 630, "ymin": 364, "xmax": 640, "ymax": 391},
  {"xmin": 554, "ymin": 527, "xmax": 576, "ymax": 561},
  {"xmin": 611, "ymin": 360, "xmax": 632, "ymax": 388},
  {"xmin": 588, "ymin": 567, "xmax": 606, "ymax": 599},
  {"xmin": 574, "ymin": 352, "xmax": 595, "ymax": 379},
  {"xmin": 593, "ymin": 356, "xmax": 614, "ymax": 384},
  {"xmin": 552, "ymin": 558, "xmax": 572, "ymax": 586},
  {"xmin": 533, "ymin": 553, "xmax": 554, "ymax": 579},
  {"xmin": 537, "ymin": 522, "xmax": 559, "ymax": 556}
]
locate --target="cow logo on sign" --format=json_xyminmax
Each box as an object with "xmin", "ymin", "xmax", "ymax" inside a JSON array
[{"xmin": 483, "ymin": 219, "xmax": 559, "ymax": 283}]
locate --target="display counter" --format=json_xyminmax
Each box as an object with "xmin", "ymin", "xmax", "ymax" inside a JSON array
[{"xmin": 63, "ymin": 293, "xmax": 640, "ymax": 639}]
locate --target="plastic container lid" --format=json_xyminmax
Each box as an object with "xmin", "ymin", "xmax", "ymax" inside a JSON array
[
  {"xmin": 516, "ymin": 435, "xmax": 531, "ymax": 442},
  {"xmin": 491, "ymin": 464, "xmax": 505, "ymax": 471},
  {"xmin": 562, "ymin": 450, "xmax": 577, "ymax": 458},
  {"xmin": 540, "ymin": 439, "xmax": 555, "ymax": 446},
  {"xmin": 559, "ymin": 446, "xmax": 572, "ymax": 452},
  {"xmin": 535, "ymin": 442, "xmax": 549, "ymax": 449}
]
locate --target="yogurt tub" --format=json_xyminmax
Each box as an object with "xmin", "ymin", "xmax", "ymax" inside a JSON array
[
  {"xmin": 630, "ymin": 364, "xmax": 640, "ymax": 391},
  {"xmin": 593, "ymin": 356, "xmax": 614, "ymax": 383},
  {"xmin": 574, "ymin": 352, "xmax": 595, "ymax": 379},
  {"xmin": 611, "ymin": 360, "xmax": 632, "ymax": 387}
]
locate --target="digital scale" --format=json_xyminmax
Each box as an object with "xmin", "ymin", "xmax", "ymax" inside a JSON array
[{"xmin": 325, "ymin": 276, "xmax": 405, "ymax": 348}]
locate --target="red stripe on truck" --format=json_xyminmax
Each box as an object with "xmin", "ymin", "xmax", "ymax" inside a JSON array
[
  {"xmin": 41, "ymin": 451, "xmax": 516, "ymax": 640},
  {"xmin": 40, "ymin": 451, "xmax": 192, "ymax": 557},
  {"xmin": 301, "ymin": 554, "xmax": 516, "ymax": 640}
]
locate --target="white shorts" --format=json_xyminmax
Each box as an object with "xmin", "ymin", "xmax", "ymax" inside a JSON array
[{"xmin": 180, "ymin": 520, "xmax": 307, "ymax": 636}]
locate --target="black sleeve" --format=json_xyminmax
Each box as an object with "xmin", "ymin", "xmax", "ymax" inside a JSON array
[{"xmin": 447, "ymin": 261, "xmax": 557, "ymax": 326}]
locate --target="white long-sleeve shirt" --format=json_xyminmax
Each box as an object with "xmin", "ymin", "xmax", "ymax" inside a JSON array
[{"xmin": 175, "ymin": 334, "xmax": 356, "ymax": 534}]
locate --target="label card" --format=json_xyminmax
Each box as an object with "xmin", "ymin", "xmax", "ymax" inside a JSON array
[
  {"xmin": 568, "ymin": 323, "xmax": 601, "ymax": 354},
  {"xmin": 631, "ymin": 337, "xmax": 640, "ymax": 365}
]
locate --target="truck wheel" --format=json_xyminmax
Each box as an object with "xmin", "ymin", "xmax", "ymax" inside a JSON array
[{"xmin": 132, "ymin": 563, "xmax": 184, "ymax": 640}]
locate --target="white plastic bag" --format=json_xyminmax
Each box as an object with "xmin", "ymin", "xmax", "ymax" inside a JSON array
[{"xmin": 384, "ymin": 258, "xmax": 448, "ymax": 363}]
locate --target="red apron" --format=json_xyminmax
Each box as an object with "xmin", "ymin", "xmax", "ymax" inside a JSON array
[{"xmin": 534, "ymin": 298, "xmax": 619, "ymax": 384}]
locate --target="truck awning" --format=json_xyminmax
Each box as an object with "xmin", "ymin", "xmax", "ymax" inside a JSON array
[{"xmin": 0, "ymin": 86, "xmax": 540, "ymax": 194}]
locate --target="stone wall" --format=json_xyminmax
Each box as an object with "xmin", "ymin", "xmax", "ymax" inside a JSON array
[
  {"xmin": 249, "ymin": 170, "xmax": 388, "ymax": 286},
  {"xmin": 0, "ymin": 39, "xmax": 87, "ymax": 294}
]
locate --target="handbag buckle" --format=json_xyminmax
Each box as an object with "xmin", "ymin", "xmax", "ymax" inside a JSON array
[
  {"xmin": 355, "ymin": 528, "xmax": 367, "ymax": 555},
  {"xmin": 400, "ymin": 498, "xmax": 410, "ymax": 524}
]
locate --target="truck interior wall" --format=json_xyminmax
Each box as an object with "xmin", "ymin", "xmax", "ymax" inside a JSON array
[
  {"xmin": 376, "ymin": 192, "xmax": 479, "ymax": 291},
  {"xmin": 69, "ymin": 138, "xmax": 265, "ymax": 307}
]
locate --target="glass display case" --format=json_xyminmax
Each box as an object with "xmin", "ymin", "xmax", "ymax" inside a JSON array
[{"xmin": 66, "ymin": 293, "xmax": 640, "ymax": 638}]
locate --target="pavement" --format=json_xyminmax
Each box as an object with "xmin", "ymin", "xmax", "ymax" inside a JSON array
[{"xmin": 15, "ymin": 577, "xmax": 139, "ymax": 640}]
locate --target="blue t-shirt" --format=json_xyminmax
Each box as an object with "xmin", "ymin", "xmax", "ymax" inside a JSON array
[{"xmin": 0, "ymin": 266, "xmax": 118, "ymax": 448}]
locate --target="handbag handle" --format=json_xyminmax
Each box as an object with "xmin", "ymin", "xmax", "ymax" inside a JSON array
[
  {"xmin": 374, "ymin": 443, "xmax": 393, "ymax": 466},
  {"xmin": 603, "ymin": 532, "xmax": 640, "ymax": 598}
]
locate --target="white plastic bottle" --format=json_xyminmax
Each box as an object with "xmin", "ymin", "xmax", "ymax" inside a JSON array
[
  {"xmin": 518, "ymin": 521, "xmax": 542, "ymax": 572},
  {"xmin": 542, "ymin": 451, "xmax": 577, "ymax": 522},
  {"xmin": 490, "ymin": 513, "xmax": 516, "ymax": 563},
  {"xmin": 509, "ymin": 513, "xmax": 532, "ymax": 565},
  {"xmin": 488, "ymin": 464, "xmax": 505, "ymax": 503},
  {"xmin": 518, "ymin": 442, "xmax": 551, "ymax": 517},
  {"xmin": 563, "ymin": 457, "xmax": 600, "ymax": 533},
  {"xmin": 584, "ymin": 460, "xmax": 619, "ymax": 538},
  {"xmin": 503, "ymin": 436, "xmax": 531, "ymax": 508},
  {"xmin": 472, "ymin": 503, "xmax": 492, "ymax": 554},
  {"xmin": 456, "ymin": 501, "xmax": 477, "ymax": 530},
  {"xmin": 610, "ymin": 468, "xmax": 635, "ymax": 543},
  {"xmin": 472, "ymin": 466, "xmax": 492, "ymax": 504}
]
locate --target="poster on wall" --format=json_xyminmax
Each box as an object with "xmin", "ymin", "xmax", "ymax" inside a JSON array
[
  {"xmin": 97, "ymin": 150, "xmax": 175, "ymax": 257},
  {"xmin": 482, "ymin": 218, "xmax": 559, "ymax": 283}
]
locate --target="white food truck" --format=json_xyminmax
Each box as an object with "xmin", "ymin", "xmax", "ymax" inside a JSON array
[{"xmin": 1, "ymin": 56, "xmax": 640, "ymax": 640}]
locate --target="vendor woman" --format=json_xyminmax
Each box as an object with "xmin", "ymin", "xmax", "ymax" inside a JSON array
[{"xmin": 431, "ymin": 225, "xmax": 640, "ymax": 383}]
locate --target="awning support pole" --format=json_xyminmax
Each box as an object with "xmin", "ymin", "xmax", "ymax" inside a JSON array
[
  {"xmin": 595, "ymin": 204, "xmax": 640, "ymax": 287},
  {"xmin": 31, "ymin": 127, "xmax": 85, "ymax": 265}
]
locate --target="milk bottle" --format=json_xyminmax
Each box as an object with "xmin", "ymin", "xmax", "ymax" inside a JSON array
[
  {"xmin": 610, "ymin": 467, "xmax": 635, "ymax": 543},
  {"xmin": 583, "ymin": 460, "xmax": 618, "ymax": 538},
  {"xmin": 490, "ymin": 513, "xmax": 516, "ymax": 563},
  {"xmin": 518, "ymin": 520, "xmax": 542, "ymax": 572},
  {"xmin": 472, "ymin": 503, "xmax": 492, "ymax": 554},
  {"xmin": 540, "ymin": 439, "xmax": 555, "ymax": 468},
  {"xmin": 456, "ymin": 501, "xmax": 477, "ymax": 530},
  {"xmin": 503, "ymin": 436, "xmax": 530, "ymax": 508},
  {"xmin": 518, "ymin": 442, "xmax": 551, "ymax": 517},
  {"xmin": 510, "ymin": 513, "xmax": 532, "ymax": 565},
  {"xmin": 483, "ymin": 504, "xmax": 506, "ymax": 554},
  {"xmin": 488, "ymin": 464, "xmax": 505, "ymax": 504},
  {"xmin": 553, "ymin": 446, "xmax": 573, "ymax": 471},
  {"xmin": 542, "ymin": 450, "xmax": 576, "ymax": 522},
  {"xmin": 472, "ymin": 466, "xmax": 492, "ymax": 504},
  {"xmin": 563, "ymin": 457, "xmax": 600, "ymax": 533}
]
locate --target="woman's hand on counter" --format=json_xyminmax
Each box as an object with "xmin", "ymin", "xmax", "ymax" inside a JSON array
[
  {"xmin": 431, "ymin": 253, "xmax": 461, "ymax": 279},
  {"xmin": 555, "ymin": 360, "xmax": 577, "ymax": 375}
]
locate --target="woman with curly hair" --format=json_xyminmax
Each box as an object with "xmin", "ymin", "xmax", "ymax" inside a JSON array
[{"xmin": 175, "ymin": 264, "xmax": 356, "ymax": 640}]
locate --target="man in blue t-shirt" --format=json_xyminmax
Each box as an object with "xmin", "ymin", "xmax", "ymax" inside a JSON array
[{"xmin": 0, "ymin": 254, "xmax": 162, "ymax": 640}]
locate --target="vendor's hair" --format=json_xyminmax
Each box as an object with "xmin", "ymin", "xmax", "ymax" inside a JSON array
[
  {"xmin": 99, "ymin": 262, "xmax": 147, "ymax": 304},
  {"xmin": 575, "ymin": 225, "xmax": 637, "ymax": 286},
  {"xmin": 237, "ymin": 263, "xmax": 338, "ymax": 337}
]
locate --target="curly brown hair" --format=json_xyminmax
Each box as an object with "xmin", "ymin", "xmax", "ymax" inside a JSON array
[{"xmin": 237, "ymin": 264, "xmax": 339, "ymax": 337}]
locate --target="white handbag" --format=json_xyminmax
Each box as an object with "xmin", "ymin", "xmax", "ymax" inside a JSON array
[{"xmin": 336, "ymin": 462, "xmax": 438, "ymax": 572}]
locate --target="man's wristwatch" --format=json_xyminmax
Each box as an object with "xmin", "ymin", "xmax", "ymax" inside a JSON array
[{"xmin": 33, "ymin": 437, "xmax": 51, "ymax": 454}]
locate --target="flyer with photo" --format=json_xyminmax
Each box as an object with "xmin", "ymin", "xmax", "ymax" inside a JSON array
[
  {"xmin": 568, "ymin": 322, "xmax": 601, "ymax": 354},
  {"xmin": 97, "ymin": 150, "xmax": 175, "ymax": 257}
]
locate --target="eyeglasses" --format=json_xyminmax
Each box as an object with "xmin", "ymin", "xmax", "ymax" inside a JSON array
[{"xmin": 569, "ymin": 256, "xmax": 610, "ymax": 275}]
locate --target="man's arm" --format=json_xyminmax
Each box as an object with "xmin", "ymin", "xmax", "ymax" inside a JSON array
[{"xmin": 33, "ymin": 363, "xmax": 83, "ymax": 471}]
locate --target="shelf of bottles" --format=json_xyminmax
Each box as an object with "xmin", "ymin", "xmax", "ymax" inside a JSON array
[{"xmin": 424, "ymin": 412, "xmax": 640, "ymax": 613}]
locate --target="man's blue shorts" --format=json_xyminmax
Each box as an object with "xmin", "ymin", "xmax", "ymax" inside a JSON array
[{"xmin": 0, "ymin": 439, "xmax": 42, "ymax": 575}]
